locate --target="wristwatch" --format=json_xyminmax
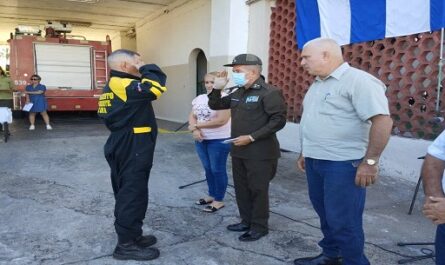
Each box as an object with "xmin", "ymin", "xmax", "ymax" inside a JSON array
[{"xmin": 366, "ymin": 158, "xmax": 377, "ymax": 166}]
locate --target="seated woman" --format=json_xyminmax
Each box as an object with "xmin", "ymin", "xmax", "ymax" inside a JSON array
[{"xmin": 188, "ymin": 71, "xmax": 231, "ymax": 212}]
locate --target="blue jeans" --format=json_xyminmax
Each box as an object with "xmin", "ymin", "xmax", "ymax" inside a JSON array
[
  {"xmin": 305, "ymin": 158, "xmax": 370, "ymax": 265},
  {"xmin": 195, "ymin": 139, "xmax": 230, "ymax": 201},
  {"xmin": 437, "ymin": 224, "xmax": 445, "ymax": 265}
]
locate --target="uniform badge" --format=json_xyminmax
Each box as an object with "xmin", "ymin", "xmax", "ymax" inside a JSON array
[{"xmin": 246, "ymin": 96, "xmax": 259, "ymax": 103}]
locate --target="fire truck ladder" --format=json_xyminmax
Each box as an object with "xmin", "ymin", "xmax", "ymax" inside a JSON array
[{"xmin": 93, "ymin": 50, "xmax": 108, "ymax": 89}]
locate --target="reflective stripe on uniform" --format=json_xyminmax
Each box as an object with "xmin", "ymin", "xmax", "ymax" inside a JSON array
[
  {"xmin": 142, "ymin": 78, "xmax": 167, "ymax": 99},
  {"xmin": 133, "ymin": 127, "xmax": 152, "ymax": 133},
  {"xmin": 141, "ymin": 78, "xmax": 167, "ymax": 92},
  {"xmin": 109, "ymin": 77, "xmax": 134, "ymax": 102}
]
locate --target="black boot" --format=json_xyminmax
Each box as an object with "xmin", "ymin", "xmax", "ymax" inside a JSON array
[
  {"xmin": 113, "ymin": 240, "xmax": 160, "ymax": 261},
  {"xmin": 294, "ymin": 253, "xmax": 342, "ymax": 265},
  {"xmin": 238, "ymin": 230, "xmax": 268, "ymax": 242},
  {"xmin": 135, "ymin": 235, "xmax": 157, "ymax": 247},
  {"xmin": 227, "ymin": 223, "xmax": 250, "ymax": 232}
]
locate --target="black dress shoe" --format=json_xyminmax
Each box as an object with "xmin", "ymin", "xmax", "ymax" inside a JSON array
[
  {"xmin": 135, "ymin": 235, "xmax": 157, "ymax": 247},
  {"xmin": 113, "ymin": 241, "xmax": 160, "ymax": 261},
  {"xmin": 294, "ymin": 253, "xmax": 342, "ymax": 265},
  {"xmin": 227, "ymin": 223, "xmax": 250, "ymax": 232},
  {"xmin": 238, "ymin": 230, "xmax": 268, "ymax": 242}
]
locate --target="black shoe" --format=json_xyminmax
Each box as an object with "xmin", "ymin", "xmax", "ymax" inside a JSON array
[
  {"xmin": 113, "ymin": 241, "xmax": 160, "ymax": 261},
  {"xmin": 227, "ymin": 223, "xmax": 250, "ymax": 232},
  {"xmin": 238, "ymin": 230, "xmax": 268, "ymax": 242},
  {"xmin": 135, "ymin": 235, "xmax": 157, "ymax": 247},
  {"xmin": 294, "ymin": 253, "xmax": 342, "ymax": 265}
]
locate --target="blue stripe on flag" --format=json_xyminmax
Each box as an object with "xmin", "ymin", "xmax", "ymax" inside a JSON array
[
  {"xmin": 431, "ymin": 0, "xmax": 445, "ymax": 31},
  {"xmin": 350, "ymin": 0, "xmax": 386, "ymax": 43},
  {"xmin": 296, "ymin": 0, "xmax": 321, "ymax": 49}
]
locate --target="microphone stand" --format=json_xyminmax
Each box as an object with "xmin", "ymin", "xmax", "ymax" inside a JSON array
[
  {"xmin": 178, "ymin": 179, "xmax": 206, "ymax": 189},
  {"xmin": 398, "ymin": 156, "xmax": 435, "ymax": 264}
]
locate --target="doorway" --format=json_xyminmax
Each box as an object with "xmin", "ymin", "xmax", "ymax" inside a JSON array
[{"xmin": 196, "ymin": 50, "xmax": 207, "ymax": 96}]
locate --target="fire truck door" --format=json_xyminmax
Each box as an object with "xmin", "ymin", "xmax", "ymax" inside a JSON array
[{"xmin": 34, "ymin": 43, "xmax": 92, "ymax": 90}]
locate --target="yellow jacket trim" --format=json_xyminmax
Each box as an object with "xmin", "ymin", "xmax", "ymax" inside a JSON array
[
  {"xmin": 150, "ymin": 87, "xmax": 162, "ymax": 98},
  {"xmin": 142, "ymin": 78, "xmax": 167, "ymax": 92},
  {"xmin": 109, "ymin": 77, "xmax": 134, "ymax": 102},
  {"xmin": 133, "ymin": 127, "xmax": 152, "ymax": 134}
]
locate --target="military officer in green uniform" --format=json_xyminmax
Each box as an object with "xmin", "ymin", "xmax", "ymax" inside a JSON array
[{"xmin": 208, "ymin": 54, "xmax": 287, "ymax": 242}]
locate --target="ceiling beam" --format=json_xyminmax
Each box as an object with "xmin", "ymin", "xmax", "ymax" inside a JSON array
[
  {"xmin": 0, "ymin": 16, "xmax": 131, "ymax": 30},
  {"xmin": 117, "ymin": 0, "xmax": 168, "ymax": 6},
  {"xmin": 0, "ymin": 4, "xmax": 144, "ymax": 19}
]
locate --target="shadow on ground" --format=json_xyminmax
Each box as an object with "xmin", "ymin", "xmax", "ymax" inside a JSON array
[{"xmin": 0, "ymin": 114, "xmax": 437, "ymax": 264}]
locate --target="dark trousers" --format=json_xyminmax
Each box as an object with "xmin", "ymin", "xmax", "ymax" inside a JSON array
[
  {"xmin": 305, "ymin": 158, "xmax": 370, "ymax": 265},
  {"xmin": 231, "ymin": 157, "xmax": 277, "ymax": 233},
  {"xmin": 104, "ymin": 129, "xmax": 156, "ymax": 243},
  {"xmin": 437, "ymin": 224, "xmax": 445, "ymax": 265}
]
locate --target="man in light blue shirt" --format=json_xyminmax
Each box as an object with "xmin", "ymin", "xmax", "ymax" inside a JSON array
[
  {"xmin": 295, "ymin": 38, "xmax": 393, "ymax": 265},
  {"xmin": 422, "ymin": 130, "xmax": 445, "ymax": 265}
]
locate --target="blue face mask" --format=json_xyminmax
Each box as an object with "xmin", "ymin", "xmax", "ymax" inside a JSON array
[{"xmin": 232, "ymin": 72, "xmax": 247, "ymax": 86}]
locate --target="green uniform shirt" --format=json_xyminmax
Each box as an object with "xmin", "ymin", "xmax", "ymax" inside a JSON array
[
  {"xmin": 208, "ymin": 78, "xmax": 287, "ymax": 160},
  {"xmin": 0, "ymin": 76, "xmax": 13, "ymax": 100}
]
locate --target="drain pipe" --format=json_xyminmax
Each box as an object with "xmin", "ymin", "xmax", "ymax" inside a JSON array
[{"xmin": 435, "ymin": 28, "xmax": 444, "ymax": 114}]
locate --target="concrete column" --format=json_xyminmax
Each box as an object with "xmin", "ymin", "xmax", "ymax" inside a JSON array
[
  {"xmin": 209, "ymin": 0, "xmax": 249, "ymax": 71},
  {"xmin": 247, "ymin": 0, "xmax": 275, "ymax": 80}
]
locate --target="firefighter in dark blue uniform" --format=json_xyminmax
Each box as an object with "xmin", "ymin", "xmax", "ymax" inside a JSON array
[
  {"xmin": 208, "ymin": 54, "xmax": 287, "ymax": 242},
  {"xmin": 97, "ymin": 49, "xmax": 167, "ymax": 261}
]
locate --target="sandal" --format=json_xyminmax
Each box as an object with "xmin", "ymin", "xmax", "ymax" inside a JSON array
[
  {"xmin": 195, "ymin": 198, "xmax": 213, "ymax": 205},
  {"xmin": 203, "ymin": 204, "xmax": 225, "ymax": 213}
]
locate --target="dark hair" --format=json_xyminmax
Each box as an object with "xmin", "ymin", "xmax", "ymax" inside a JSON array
[
  {"xmin": 31, "ymin": 74, "xmax": 41, "ymax": 80},
  {"xmin": 0, "ymin": 67, "xmax": 6, "ymax": 77}
]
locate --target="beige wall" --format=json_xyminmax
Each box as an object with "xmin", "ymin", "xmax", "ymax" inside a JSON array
[
  {"xmin": 247, "ymin": 0, "xmax": 275, "ymax": 80},
  {"xmin": 136, "ymin": 0, "xmax": 212, "ymax": 122},
  {"xmin": 154, "ymin": 63, "xmax": 191, "ymax": 122},
  {"xmin": 110, "ymin": 31, "xmax": 137, "ymax": 51},
  {"xmin": 135, "ymin": 0, "xmax": 255, "ymax": 122}
]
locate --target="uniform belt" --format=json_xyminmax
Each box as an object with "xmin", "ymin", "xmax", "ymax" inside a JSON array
[{"xmin": 133, "ymin": 127, "xmax": 152, "ymax": 134}]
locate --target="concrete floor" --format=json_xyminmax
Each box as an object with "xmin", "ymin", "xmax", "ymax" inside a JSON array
[{"xmin": 0, "ymin": 114, "xmax": 438, "ymax": 265}]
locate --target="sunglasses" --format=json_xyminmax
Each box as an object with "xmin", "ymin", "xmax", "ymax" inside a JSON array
[{"xmin": 31, "ymin": 78, "xmax": 40, "ymax": 81}]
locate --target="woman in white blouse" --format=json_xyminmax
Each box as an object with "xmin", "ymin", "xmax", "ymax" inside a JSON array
[{"xmin": 188, "ymin": 72, "xmax": 231, "ymax": 212}]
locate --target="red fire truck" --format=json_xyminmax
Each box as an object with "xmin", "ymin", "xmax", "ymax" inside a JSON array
[{"xmin": 8, "ymin": 25, "xmax": 111, "ymax": 112}]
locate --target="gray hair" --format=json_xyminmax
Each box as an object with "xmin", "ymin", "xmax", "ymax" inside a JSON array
[
  {"xmin": 108, "ymin": 49, "xmax": 140, "ymax": 70},
  {"xmin": 303, "ymin": 38, "xmax": 343, "ymax": 59}
]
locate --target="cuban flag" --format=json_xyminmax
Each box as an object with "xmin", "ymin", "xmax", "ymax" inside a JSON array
[{"xmin": 296, "ymin": 0, "xmax": 445, "ymax": 48}]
